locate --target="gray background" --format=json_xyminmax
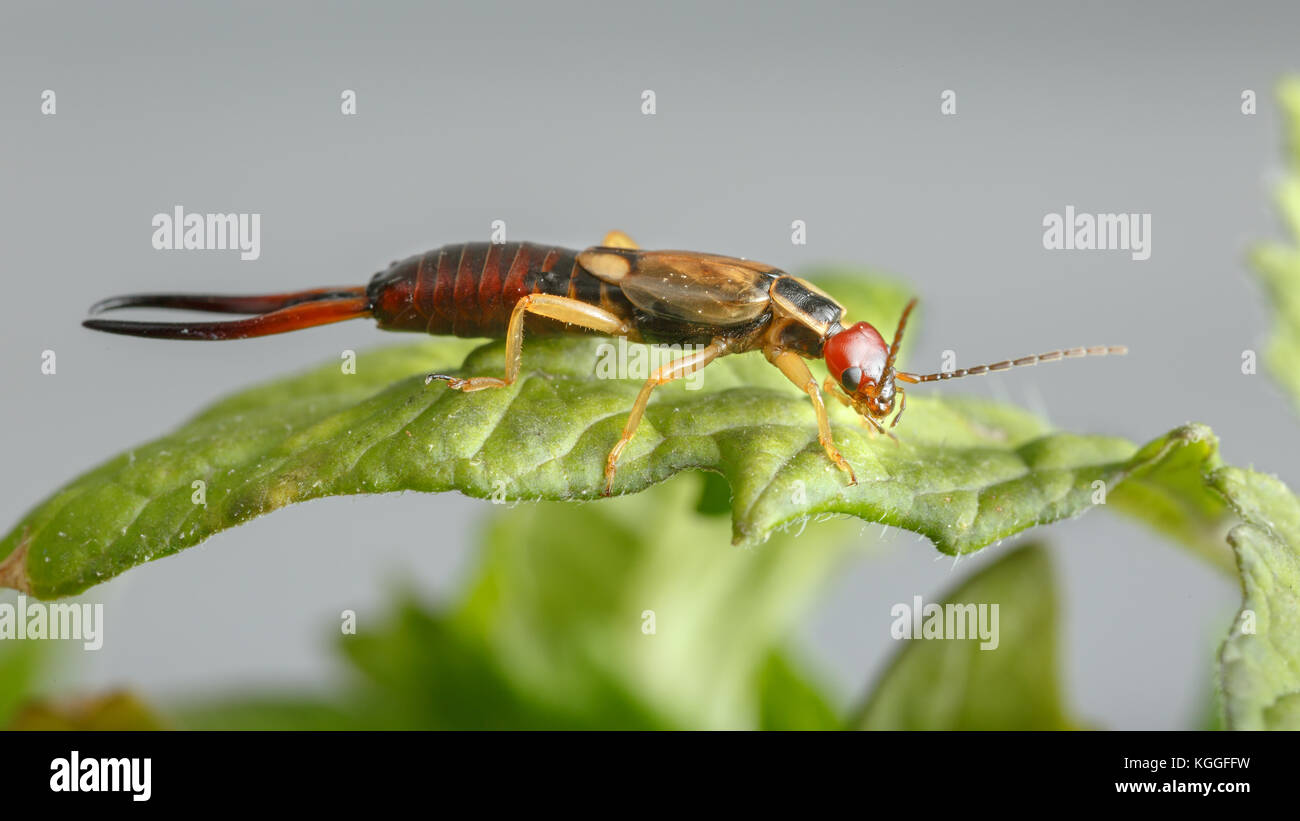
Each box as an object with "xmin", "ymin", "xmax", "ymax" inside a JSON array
[{"xmin": 2, "ymin": 1, "xmax": 1296, "ymax": 727}]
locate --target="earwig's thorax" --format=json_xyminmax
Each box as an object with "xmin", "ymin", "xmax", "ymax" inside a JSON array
[{"xmin": 768, "ymin": 276, "xmax": 844, "ymax": 337}]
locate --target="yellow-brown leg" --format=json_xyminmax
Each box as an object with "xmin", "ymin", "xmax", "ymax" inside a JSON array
[
  {"xmin": 426, "ymin": 294, "xmax": 631, "ymax": 391},
  {"xmin": 603, "ymin": 338, "xmax": 728, "ymax": 496},
  {"xmin": 822, "ymin": 377, "xmax": 851, "ymax": 410},
  {"xmin": 890, "ymin": 385, "xmax": 907, "ymax": 429},
  {"xmin": 770, "ymin": 350, "xmax": 856, "ymax": 484},
  {"xmin": 821, "ymin": 376, "xmax": 898, "ymax": 441},
  {"xmin": 601, "ymin": 230, "xmax": 639, "ymax": 249}
]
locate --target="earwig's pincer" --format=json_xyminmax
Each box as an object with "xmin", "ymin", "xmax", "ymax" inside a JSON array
[{"xmin": 83, "ymin": 232, "xmax": 1126, "ymax": 491}]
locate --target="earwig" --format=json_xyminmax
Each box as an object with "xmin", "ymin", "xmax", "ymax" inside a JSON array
[{"xmin": 84, "ymin": 232, "xmax": 1126, "ymax": 495}]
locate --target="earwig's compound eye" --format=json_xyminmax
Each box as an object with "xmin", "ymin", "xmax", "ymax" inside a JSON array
[
  {"xmin": 840, "ymin": 366, "xmax": 863, "ymax": 392},
  {"xmin": 823, "ymin": 321, "xmax": 889, "ymax": 391}
]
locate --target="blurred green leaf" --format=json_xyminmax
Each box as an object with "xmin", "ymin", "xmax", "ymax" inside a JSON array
[
  {"xmin": 179, "ymin": 471, "xmax": 856, "ymax": 730},
  {"xmin": 1250, "ymin": 77, "xmax": 1300, "ymax": 413},
  {"xmin": 0, "ymin": 640, "xmax": 47, "ymax": 727},
  {"xmin": 1213, "ymin": 467, "xmax": 1300, "ymax": 730},
  {"xmin": 8, "ymin": 690, "xmax": 166, "ymax": 730},
  {"xmin": 853, "ymin": 543, "xmax": 1075, "ymax": 730},
  {"xmin": 450, "ymin": 471, "xmax": 857, "ymax": 729},
  {"xmin": 173, "ymin": 697, "xmax": 364, "ymax": 731},
  {"xmin": 755, "ymin": 650, "xmax": 842, "ymax": 730},
  {"xmin": 342, "ymin": 599, "xmax": 671, "ymax": 730}
]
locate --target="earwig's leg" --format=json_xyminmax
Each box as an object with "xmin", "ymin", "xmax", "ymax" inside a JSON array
[
  {"xmin": 601, "ymin": 230, "xmax": 639, "ymax": 250},
  {"xmin": 822, "ymin": 375, "xmax": 872, "ymax": 427},
  {"xmin": 890, "ymin": 386, "xmax": 907, "ymax": 429},
  {"xmin": 822, "ymin": 377, "xmax": 852, "ymax": 409},
  {"xmin": 769, "ymin": 350, "xmax": 856, "ymax": 485},
  {"xmin": 426, "ymin": 294, "xmax": 631, "ymax": 392},
  {"xmin": 603, "ymin": 339, "xmax": 727, "ymax": 496},
  {"xmin": 819, "ymin": 376, "xmax": 898, "ymax": 443},
  {"xmin": 864, "ymin": 414, "xmax": 899, "ymax": 443}
]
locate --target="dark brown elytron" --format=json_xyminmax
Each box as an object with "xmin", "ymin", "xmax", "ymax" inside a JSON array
[{"xmin": 83, "ymin": 231, "xmax": 1126, "ymax": 494}]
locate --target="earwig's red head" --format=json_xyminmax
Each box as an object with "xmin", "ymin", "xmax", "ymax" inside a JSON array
[
  {"xmin": 822, "ymin": 299, "xmax": 917, "ymax": 424},
  {"xmin": 821, "ymin": 297, "xmax": 1128, "ymax": 434}
]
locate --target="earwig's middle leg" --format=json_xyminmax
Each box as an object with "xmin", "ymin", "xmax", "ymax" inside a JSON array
[
  {"xmin": 603, "ymin": 338, "xmax": 727, "ymax": 496},
  {"xmin": 769, "ymin": 350, "xmax": 856, "ymax": 485},
  {"xmin": 426, "ymin": 294, "xmax": 632, "ymax": 391}
]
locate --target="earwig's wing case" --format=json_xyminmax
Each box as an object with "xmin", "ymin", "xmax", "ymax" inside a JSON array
[{"xmin": 582, "ymin": 248, "xmax": 776, "ymax": 327}]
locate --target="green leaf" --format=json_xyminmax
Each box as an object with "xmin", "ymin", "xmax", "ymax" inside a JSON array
[
  {"xmin": 173, "ymin": 696, "xmax": 365, "ymax": 731},
  {"xmin": 178, "ymin": 471, "xmax": 853, "ymax": 730},
  {"xmin": 853, "ymin": 543, "xmax": 1075, "ymax": 730},
  {"xmin": 339, "ymin": 598, "xmax": 672, "ymax": 730},
  {"xmin": 755, "ymin": 650, "xmax": 843, "ymax": 730},
  {"xmin": 0, "ymin": 641, "xmax": 48, "ymax": 727},
  {"xmin": 452, "ymin": 470, "xmax": 857, "ymax": 729},
  {"xmin": 176, "ymin": 602, "xmax": 675, "ymax": 731},
  {"xmin": 1212, "ymin": 467, "xmax": 1300, "ymax": 730},
  {"xmin": 1106, "ymin": 426, "xmax": 1232, "ymax": 571},
  {"xmin": 0, "ymin": 270, "xmax": 1238, "ymax": 598},
  {"xmin": 8, "ymin": 691, "xmax": 166, "ymax": 731},
  {"xmin": 1250, "ymin": 77, "xmax": 1300, "ymax": 412}
]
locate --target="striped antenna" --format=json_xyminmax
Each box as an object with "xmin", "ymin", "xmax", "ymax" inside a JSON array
[
  {"xmin": 882, "ymin": 298, "xmax": 917, "ymax": 379},
  {"xmin": 896, "ymin": 345, "xmax": 1127, "ymax": 384}
]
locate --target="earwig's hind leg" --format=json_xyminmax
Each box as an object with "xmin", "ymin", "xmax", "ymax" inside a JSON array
[
  {"xmin": 601, "ymin": 230, "xmax": 639, "ymax": 250},
  {"xmin": 425, "ymin": 294, "xmax": 632, "ymax": 392},
  {"xmin": 771, "ymin": 350, "xmax": 856, "ymax": 485},
  {"xmin": 603, "ymin": 338, "xmax": 728, "ymax": 496}
]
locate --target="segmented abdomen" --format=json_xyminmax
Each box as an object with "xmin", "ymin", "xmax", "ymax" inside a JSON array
[{"xmin": 366, "ymin": 242, "xmax": 635, "ymax": 338}]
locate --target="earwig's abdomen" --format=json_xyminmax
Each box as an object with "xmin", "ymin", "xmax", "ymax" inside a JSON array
[{"xmin": 367, "ymin": 242, "xmax": 637, "ymax": 338}]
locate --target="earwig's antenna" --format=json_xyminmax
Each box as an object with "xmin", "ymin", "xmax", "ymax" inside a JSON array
[
  {"xmin": 883, "ymin": 298, "xmax": 917, "ymax": 378},
  {"xmin": 896, "ymin": 345, "xmax": 1127, "ymax": 384}
]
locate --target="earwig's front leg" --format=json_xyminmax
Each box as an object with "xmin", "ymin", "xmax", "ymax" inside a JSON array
[
  {"xmin": 821, "ymin": 376, "xmax": 899, "ymax": 442},
  {"xmin": 890, "ymin": 385, "xmax": 906, "ymax": 429},
  {"xmin": 769, "ymin": 350, "xmax": 856, "ymax": 485},
  {"xmin": 426, "ymin": 294, "xmax": 631, "ymax": 391},
  {"xmin": 603, "ymin": 338, "xmax": 728, "ymax": 496},
  {"xmin": 822, "ymin": 377, "xmax": 852, "ymax": 410}
]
